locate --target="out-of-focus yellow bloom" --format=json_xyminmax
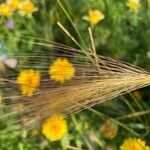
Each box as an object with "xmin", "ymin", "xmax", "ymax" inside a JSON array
[
  {"xmin": 49, "ymin": 58, "xmax": 75, "ymax": 83},
  {"xmin": 100, "ymin": 119, "xmax": 118, "ymax": 139},
  {"xmin": 7, "ymin": 0, "xmax": 20, "ymax": 11},
  {"xmin": 17, "ymin": 69, "xmax": 41, "ymax": 96},
  {"xmin": 18, "ymin": 0, "xmax": 37, "ymax": 16},
  {"xmin": 42, "ymin": 115, "xmax": 68, "ymax": 141},
  {"xmin": 88, "ymin": 10, "xmax": 104, "ymax": 25},
  {"xmin": 0, "ymin": 3, "xmax": 12, "ymax": 16},
  {"xmin": 145, "ymin": 146, "xmax": 150, "ymax": 150},
  {"xmin": 120, "ymin": 138, "xmax": 147, "ymax": 150},
  {"xmin": 127, "ymin": 0, "xmax": 140, "ymax": 12}
]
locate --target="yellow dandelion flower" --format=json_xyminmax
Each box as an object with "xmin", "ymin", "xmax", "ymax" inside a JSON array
[
  {"xmin": 88, "ymin": 10, "xmax": 104, "ymax": 25},
  {"xmin": 18, "ymin": 0, "xmax": 37, "ymax": 16},
  {"xmin": 49, "ymin": 58, "xmax": 75, "ymax": 83},
  {"xmin": 120, "ymin": 138, "xmax": 147, "ymax": 150},
  {"xmin": 0, "ymin": 3, "xmax": 12, "ymax": 16},
  {"xmin": 17, "ymin": 69, "xmax": 41, "ymax": 96},
  {"xmin": 7, "ymin": 0, "xmax": 20, "ymax": 11},
  {"xmin": 145, "ymin": 146, "xmax": 150, "ymax": 150},
  {"xmin": 127, "ymin": 0, "xmax": 140, "ymax": 12},
  {"xmin": 42, "ymin": 115, "xmax": 68, "ymax": 141}
]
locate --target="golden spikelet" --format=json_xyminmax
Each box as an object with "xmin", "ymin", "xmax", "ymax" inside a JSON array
[{"xmin": 0, "ymin": 39, "xmax": 150, "ymax": 132}]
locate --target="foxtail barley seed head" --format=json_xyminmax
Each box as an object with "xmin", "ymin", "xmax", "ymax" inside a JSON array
[{"xmin": 0, "ymin": 39, "xmax": 150, "ymax": 133}]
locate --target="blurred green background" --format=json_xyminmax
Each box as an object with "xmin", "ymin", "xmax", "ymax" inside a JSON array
[{"xmin": 0, "ymin": 0, "xmax": 150, "ymax": 149}]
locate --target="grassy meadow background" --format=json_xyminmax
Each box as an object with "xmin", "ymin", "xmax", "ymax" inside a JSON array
[{"xmin": 0, "ymin": 0, "xmax": 150, "ymax": 149}]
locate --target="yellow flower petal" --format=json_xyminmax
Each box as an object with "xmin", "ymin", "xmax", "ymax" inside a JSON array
[
  {"xmin": 127, "ymin": 0, "xmax": 140, "ymax": 12},
  {"xmin": 18, "ymin": 0, "xmax": 37, "ymax": 16},
  {"xmin": 145, "ymin": 146, "xmax": 150, "ymax": 150},
  {"xmin": 0, "ymin": 3, "xmax": 12, "ymax": 16},
  {"xmin": 17, "ymin": 69, "xmax": 41, "ymax": 96},
  {"xmin": 49, "ymin": 58, "xmax": 75, "ymax": 83},
  {"xmin": 7, "ymin": 0, "xmax": 20, "ymax": 11},
  {"xmin": 42, "ymin": 115, "xmax": 68, "ymax": 141},
  {"xmin": 120, "ymin": 138, "xmax": 147, "ymax": 150},
  {"xmin": 88, "ymin": 10, "xmax": 104, "ymax": 25}
]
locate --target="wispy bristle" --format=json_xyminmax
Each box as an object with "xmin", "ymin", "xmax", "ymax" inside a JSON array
[{"xmin": 0, "ymin": 40, "xmax": 150, "ymax": 132}]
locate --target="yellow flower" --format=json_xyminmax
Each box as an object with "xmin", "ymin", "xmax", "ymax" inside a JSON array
[
  {"xmin": 42, "ymin": 115, "xmax": 68, "ymax": 141},
  {"xmin": 0, "ymin": 3, "xmax": 12, "ymax": 16},
  {"xmin": 120, "ymin": 138, "xmax": 147, "ymax": 150},
  {"xmin": 49, "ymin": 58, "xmax": 75, "ymax": 83},
  {"xmin": 127, "ymin": 0, "xmax": 140, "ymax": 12},
  {"xmin": 18, "ymin": 0, "xmax": 37, "ymax": 16},
  {"xmin": 88, "ymin": 10, "xmax": 104, "ymax": 25},
  {"xmin": 7, "ymin": 0, "xmax": 20, "ymax": 11},
  {"xmin": 17, "ymin": 69, "xmax": 41, "ymax": 96},
  {"xmin": 145, "ymin": 146, "xmax": 150, "ymax": 150}
]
